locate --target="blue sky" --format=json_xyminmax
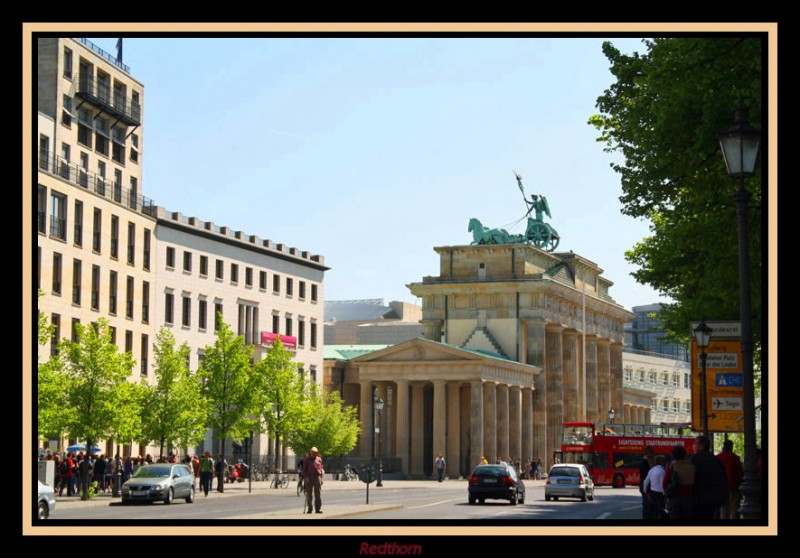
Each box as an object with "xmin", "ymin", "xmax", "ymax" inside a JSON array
[{"xmin": 87, "ymin": 36, "xmax": 668, "ymax": 311}]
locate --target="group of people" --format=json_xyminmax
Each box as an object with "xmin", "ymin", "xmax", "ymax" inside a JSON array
[
  {"xmin": 477, "ymin": 455, "xmax": 544, "ymax": 480},
  {"xmin": 639, "ymin": 436, "xmax": 747, "ymax": 520},
  {"xmin": 41, "ymin": 451, "xmax": 163, "ymax": 497}
]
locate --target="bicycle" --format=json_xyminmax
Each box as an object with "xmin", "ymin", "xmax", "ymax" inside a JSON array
[
  {"xmin": 297, "ymin": 474, "xmax": 306, "ymax": 497},
  {"xmin": 343, "ymin": 464, "xmax": 359, "ymax": 481},
  {"xmin": 270, "ymin": 472, "xmax": 289, "ymax": 489}
]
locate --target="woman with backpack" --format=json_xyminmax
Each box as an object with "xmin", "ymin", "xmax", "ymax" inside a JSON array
[{"xmin": 663, "ymin": 445, "xmax": 695, "ymax": 519}]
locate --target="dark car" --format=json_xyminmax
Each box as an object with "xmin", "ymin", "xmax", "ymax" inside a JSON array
[
  {"xmin": 121, "ymin": 463, "xmax": 195, "ymax": 504},
  {"xmin": 468, "ymin": 464, "xmax": 525, "ymax": 505}
]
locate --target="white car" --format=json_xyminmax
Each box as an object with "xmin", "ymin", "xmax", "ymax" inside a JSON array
[
  {"xmin": 544, "ymin": 463, "xmax": 595, "ymax": 502},
  {"xmin": 37, "ymin": 480, "xmax": 56, "ymax": 519}
]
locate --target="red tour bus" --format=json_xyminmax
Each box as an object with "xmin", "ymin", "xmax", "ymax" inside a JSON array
[{"xmin": 555, "ymin": 421, "xmax": 696, "ymax": 488}]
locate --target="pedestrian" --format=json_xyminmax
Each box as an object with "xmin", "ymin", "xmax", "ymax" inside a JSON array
[
  {"xmin": 199, "ymin": 451, "xmax": 214, "ymax": 497},
  {"xmin": 93, "ymin": 454, "xmax": 106, "ymax": 494},
  {"xmin": 215, "ymin": 453, "xmax": 227, "ymax": 493},
  {"xmin": 663, "ymin": 444, "xmax": 695, "ymax": 519},
  {"xmin": 302, "ymin": 446, "xmax": 325, "ymax": 514},
  {"xmin": 536, "ymin": 458, "xmax": 543, "ymax": 480},
  {"xmin": 58, "ymin": 453, "xmax": 75, "ymax": 496},
  {"xmin": 716, "ymin": 439, "xmax": 744, "ymax": 519},
  {"xmin": 434, "ymin": 453, "xmax": 446, "ymax": 482},
  {"xmin": 122, "ymin": 456, "xmax": 132, "ymax": 483},
  {"xmin": 643, "ymin": 455, "xmax": 667, "ymax": 519},
  {"xmin": 105, "ymin": 454, "xmax": 115, "ymax": 492},
  {"xmin": 691, "ymin": 435, "xmax": 729, "ymax": 519},
  {"xmin": 639, "ymin": 445, "xmax": 654, "ymax": 518},
  {"xmin": 78, "ymin": 453, "xmax": 92, "ymax": 500},
  {"xmin": 192, "ymin": 454, "xmax": 201, "ymax": 489}
]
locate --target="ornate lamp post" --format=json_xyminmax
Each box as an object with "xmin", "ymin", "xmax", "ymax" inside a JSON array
[
  {"xmin": 718, "ymin": 101, "xmax": 761, "ymax": 520},
  {"xmin": 693, "ymin": 320, "xmax": 712, "ymax": 440},
  {"xmin": 607, "ymin": 408, "xmax": 616, "ymax": 424},
  {"xmin": 375, "ymin": 396, "xmax": 384, "ymax": 487}
]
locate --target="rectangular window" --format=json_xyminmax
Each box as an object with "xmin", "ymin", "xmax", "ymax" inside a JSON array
[
  {"xmin": 62, "ymin": 95, "xmax": 73, "ymax": 127},
  {"xmin": 127, "ymin": 222, "xmax": 135, "ymax": 265},
  {"xmin": 648, "ymin": 372, "xmax": 656, "ymax": 384},
  {"xmin": 78, "ymin": 152, "xmax": 89, "ymax": 187},
  {"xmin": 95, "ymin": 117, "xmax": 109, "ymax": 156},
  {"xmin": 215, "ymin": 259, "xmax": 224, "ymax": 280},
  {"xmin": 259, "ymin": 271, "xmax": 267, "ymax": 290},
  {"xmin": 143, "ymin": 229, "xmax": 151, "ymax": 271},
  {"xmin": 125, "ymin": 330, "xmax": 133, "ymax": 354},
  {"xmin": 672, "ymin": 374, "xmax": 679, "ymax": 387},
  {"xmin": 39, "ymin": 134, "xmax": 50, "ymax": 171},
  {"xmin": 59, "ymin": 142, "xmax": 70, "ymax": 179},
  {"xmin": 230, "ymin": 264, "xmax": 238, "ymax": 284},
  {"xmin": 199, "ymin": 299, "xmax": 207, "ymax": 330},
  {"xmin": 78, "ymin": 122, "xmax": 92, "ymax": 149},
  {"xmin": 182, "ymin": 295, "xmax": 191, "ymax": 327},
  {"xmin": 199, "ymin": 255, "xmax": 208, "ymax": 277},
  {"xmin": 129, "ymin": 177, "xmax": 138, "ymax": 209},
  {"xmin": 112, "ymin": 127, "xmax": 125, "ymax": 164},
  {"xmin": 661, "ymin": 400, "xmax": 669, "ymax": 412},
  {"xmin": 273, "ymin": 274, "xmax": 280, "ymax": 293},
  {"xmin": 272, "ymin": 314, "xmax": 280, "ymax": 334},
  {"xmin": 38, "ymin": 185, "xmax": 47, "ymax": 233},
  {"xmin": 299, "ymin": 281, "xmax": 306, "ymax": 299},
  {"xmin": 38, "ymin": 247, "xmax": 41, "ymax": 289},
  {"xmin": 141, "ymin": 334, "xmax": 149, "ymax": 376},
  {"xmin": 113, "ymin": 169, "xmax": 122, "ymax": 202},
  {"xmin": 311, "ymin": 284, "xmax": 318, "ymax": 302},
  {"xmin": 286, "ymin": 278, "xmax": 293, "ymax": 297},
  {"xmin": 142, "ymin": 281, "xmax": 150, "ymax": 323},
  {"xmin": 109, "ymin": 326, "xmax": 116, "ymax": 346},
  {"xmin": 661, "ymin": 374, "xmax": 669, "ymax": 386},
  {"xmin": 183, "ymin": 251, "xmax": 192, "ymax": 273},
  {"xmin": 109, "ymin": 271, "xmax": 117, "ymax": 314},
  {"xmin": 214, "ymin": 303, "xmax": 223, "ymax": 332},
  {"xmin": 684, "ymin": 374, "xmax": 690, "ymax": 389},
  {"xmin": 245, "ymin": 267, "xmax": 253, "ymax": 287},
  {"xmin": 93, "ymin": 208, "xmax": 102, "ymax": 252},
  {"xmin": 298, "ymin": 320, "xmax": 305, "ymax": 347},
  {"xmin": 166, "ymin": 247, "xmax": 175, "ymax": 268},
  {"xmin": 50, "ymin": 192, "xmax": 66, "ymax": 240},
  {"xmin": 63, "ymin": 47, "xmax": 72, "ymax": 78},
  {"xmin": 126, "ymin": 276, "xmax": 134, "ymax": 319},
  {"xmin": 130, "ymin": 133, "xmax": 139, "ymax": 163},
  {"xmin": 72, "ymin": 258, "xmax": 82, "ymax": 305},
  {"xmin": 110, "ymin": 215, "xmax": 119, "ymax": 259},
  {"xmin": 72, "ymin": 318, "xmax": 80, "ymax": 342},
  {"xmin": 310, "ymin": 322, "xmax": 317, "ymax": 349},
  {"xmin": 285, "ymin": 316, "xmax": 293, "ymax": 337},
  {"xmin": 165, "ymin": 293, "xmax": 174, "ymax": 324},
  {"xmin": 73, "ymin": 200, "xmax": 83, "ymax": 247},
  {"xmin": 51, "ymin": 253, "xmax": 62, "ymax": 295},
  {"xmin": 50, "ymin": 314, "xmax": 60, "ymax": 357},
  {"xmin": 91, "ymin": 265, "xmax": 100, "ymax": 310}
]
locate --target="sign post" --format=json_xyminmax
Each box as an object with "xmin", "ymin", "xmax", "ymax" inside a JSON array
[{"xmin": 690, "ymin": 322, "xmax": 743, "ymax": 433}]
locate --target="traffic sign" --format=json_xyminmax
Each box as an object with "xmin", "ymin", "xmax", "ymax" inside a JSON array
[{"xmin": 691, "ymin": 338, "xmax": 744, "ymax": 433}]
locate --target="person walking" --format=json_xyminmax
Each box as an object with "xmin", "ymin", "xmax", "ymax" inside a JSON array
[
  {"xmin": 58, "ymin": 453, "xmax": 75, "ymax": 496},
  {"xmin": 716, "ymin": 439, "xmax": 744, "ymax": 519},
  {"xmin": 199, "ymin": 451, "xmax": 214, "ymax": 497},
  {"xmin": 93, "ymin": 454, "xmax": 106, "ymax": 494},
  {"xmin": 302, "ymin": 447, "xmax": 325, "ymax": 514},
  {"xmin": 434, "ymin": 453, "xmax": 446, "ymax": 482},
  {"xmin": 215, "ymin": 453, "xmax": 227, "ymax": 493},
  {"xmin": 639, "ymin": 445, "xmax": 654, "ymax": 518},
  {"xmin": 191, "ymin": 454, "xmax": 201, "ymax": 489},
  {"xmin": 643, "ymin": 455, "xmax": 667, "ymax": 520},
  {"xmin": 663, "ymin": 445, "xmax": 695, "ymax": 519},
  {"xmin": 691, "ymin": 435, "xmax": 729, "ymax": 519}
]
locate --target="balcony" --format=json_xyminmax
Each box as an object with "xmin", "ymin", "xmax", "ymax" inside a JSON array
[{"xmin": 72, "ymin": 73, "xmax": 141, "ymax": 127}]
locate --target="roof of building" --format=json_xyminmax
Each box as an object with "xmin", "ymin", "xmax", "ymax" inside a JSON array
[
  {"xmin": 325, "ymin": 299, "xmax": 398, "ymax": 322},
  {"xmin": 323, "ymin": 345, "xmax": 391, "ymax": 360}
]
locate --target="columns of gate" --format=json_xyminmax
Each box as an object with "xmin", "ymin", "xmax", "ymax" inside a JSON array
[
  {"xmin": 610, "ymin": 343, "xmax": 624, "ymax": 416},
  {"xmin": 482, "ymin": 381, "xmax": 497, "ymax": 462},
  {"xmin": 597, "ymin": 339, "xmax": 612, "ymax": 422},
  {"xmin": 432, "ymin": 380, "xmax": 447, "ymax": 473},
  {"xmin": 526, "ymin": 320, "xmax": 547, "ymax": 471},
  {"xmin": 585, "ymin": 335, "xmax": 599, "ymax": 424},
  {"xmin": 358, "ymin": 380, "xmax": 373, "ymax": 458},
  {"xmin": 623, "ymin": 404, "xmax": 632, "ymax": 424},
  {"xmin": 562, "ymin": 330, "xmax": 579, "ymax": 422},
  {"xmin": 521, "ymin": 387, "xmax": 533, "ymax": 462},
  {"xmin": 496, "ymin": 384, "xmax": 509, "ymax": 461},
  {"xmin": 446, "ymin": 382, "xmax": 461, "ymax": 479},
  {"xmin": 410, "ymin": 383, "xmax": 425, "ymax": 477},
  {"xmin": 546, "ymin": 323, "xmax": 564, "ymax": 469},
  {"xmin": 394, "ymin": 380, "xmax": 409, "ymax": 477},
  {"xmin": 509, "ymin": 386, "xmax": 521, "ymax": 463},
  {"xmin": 469, "ymin": 381, "xmax": 484, "ymax": 473}
]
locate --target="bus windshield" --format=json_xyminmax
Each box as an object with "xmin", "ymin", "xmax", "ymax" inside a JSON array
[{"xmin": 562, "ymin": 425, "xmax": 592, "ymax": 446}]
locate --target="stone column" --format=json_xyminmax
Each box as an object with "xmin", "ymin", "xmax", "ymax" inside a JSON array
[
  {"xmin": 432, "ymin": 380, "xmax": 447, "ymax": 474},
  {"xmin": 585, "ymin": 335, "xmax": 598, "ymax": 424},
  {"xmin": 496, "ymin": 384, "xmax": 509, "ymax": 461},
  {"xmin": 410, "ymin": 383, "xmax": 425, "ymax": 477},
  {"xmin": 623, "ymin": 404, "xmax": 631, "ymax": 424},
  {"xmin": 597, "ymin": 339, "xmax": 611, "ymax": 422},
  {"xmin": 421, "ymin": 319, "xmax": 444, "ymax": 342},
  {"xmin": 636, "ymin": 406, "xmax": 645, "ymax": 424},
  {"xmin": 562, "ymin": 330, "xmax": 579, "ymax": 423},
  {"xmin": 482, "ymin": 381, "xmax": 497, "ymax": 462},
  {"xmin": 521, "ymin": 387, "xmax": 533, "ymax": 462},
  {"xmin": 394, "ymin": 380, "xmax": 409, "ymax": 477},
  {"xmin": 610, "ymin": 343, "xmax": 624, "ymax": 415},
  {"xmin": 358, "ymin": 381, "xmax": 373, "ymax": 458},
  {"xmin": 644, "ymin": 407, "xmax": 652, "ymax": 425},
  {"xmin": 469, "ymin": 381, "xmax": 484, "ymax": 473},
  {"xmin": 509, "ymin": 386, "xmax": 521, "ymax": 463},
  {"xmin": 447, "ymin": 382, "xmax": 461, "ymax": 479},
  {"xmin": 526, "ymin": 320, "xmax": 547, "ymax": 469},
  {"xmin": 546, "ymin": 324, "xmax": 564, "ymax": 469}
]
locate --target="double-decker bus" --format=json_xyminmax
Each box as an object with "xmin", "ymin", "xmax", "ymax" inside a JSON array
[{"xmin": 555, "ymin": 421, "xmax": 697, "ymax": 488}]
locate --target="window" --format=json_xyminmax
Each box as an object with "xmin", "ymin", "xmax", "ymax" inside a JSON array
[
  {"xmin": 129, "ymin": 177, "xmax": 138, "ymax": 209},
  {"xmin": 96, "ymin": 161, "xmax": 106, "ymax": 195},
  {"xmin": 310, "ymin": 322, "xmax": 317, "ymax": 349},
  {"xmin": 273, "ymin": 274, "xmax": 280, "ymax": 293},
  {"xmin": 78, "ymin": 152, "xmax": 89, "ymax": 187},
  {"xmin": 661, "ymin": 400, "xmax": 670, "ymax": 412},
  {"xmin": 143, "ymin": 229, "xmax": 151, "ymax": 271},
  {"xmin": 38, "ymin": 185, "xmax": 47, "ymax": 233},
  {"xmin": 50, "ymin": 314, "xmax": 60, "ymax": 357},
  {"xmin": 97, "ymin": 71, "xmax": 110, "ymax": 103},
  {"xmin": 72, "ymin": 259, "xmax": 82, "ymax": 305},
  {"xmin": 59, "ymin": 143, "xmax": 70, "ymax": 179},
  {"xmin": 51, "ymin": 253, "xmax": 62, "ymax": 295},
  {"xmin": 93, "ymin": 208, "xmax": 102, "ymax": 252},
  {"xmin": 165, "ymin": 292, "xmax": 174, "ymax": 324},
  {"xmin": 73, "ymin": 200, "xmax": 83, "ymax": 246},
  {"xmin": 78, "ymin": 117, "xmax": 92, "ymax": 149},
  {"xmin": 285, "ymin": 316, "xmax": 293, "ymax": 337},
  {"xmin": 183, "ymin": 251, "xmax": 192, "ymax": 273},
  {"xmin": 672, "ymin": 374, "xmax": 679, "ymax": 387},
  {"xmin": 142, "ymin": 281, "xmax": 150, "ymax": 323},
  {"xmin": 199, "ymin": 255, "xmax": 208, "ymax": 277},
  {"xmin": 230, "ymin": 263, "xmax": 238, "ymax": 284},
  {"xmin": 259, "ymin": 271, "xmax": 267, "ymax": 290},
  {"xmin": 199, "ymin": 299, "xmax": 207, "ymax": 330},
  {"xmin": 684, "ymin": 374, "xmax": 691, "ymax": 389},
  {"xmin": 113, "ymin": 169, "xmax": 122, "ymax": 202},
  {"xmin": 95, "ymin": 117, "xmax": 109, "ymax": 156},
  {"xmin": 125, "ymin": 330, "xmax": 133, "ymax": 354},
  {"xmin": 127, "ymin": 222, "xmax": 135, "ymax": 265},
  {"xmin": 38, "ymin": 247, "xmax": 41, "ymax": 289},
  {"xmin": 111, "ymin": 127, "xmax": 125, "ymax": 164},
  {"xmin": 141, "ymin": 334, "xmax": 149, "ymax": 376},
  {"xmin": 661, "ymin": 373, "xmax": 669, "ymax": 386},
  {"xmin": 286, "ymin": 278, "xmax": 293, "ymax": 297},
  {"xmin": 62, "ymin": 95, "xmax": 73, "ymax": 127},
  {"xmin": 683, "ymin": 401, "xmax": 691, "ymax": 413},
  {"xmin": 63, "ymin": 47, "xmax": 72, "ymax": 78},
  {"xmin": 648, "ymin": 371, "xmax": 657, "ymax": 384},
  {"xmin": 110, "ymin": 215, "xmax": 119, "ymax": 259},
  {"xmin": 311, "ymin": 284, "xmax": 318, "ymax": 302},
  {"xmin": 109, "ymin": 271, "xmax": 117, "ymax": 314},
  {"xmin": 130, "ymin": 133, "xmax": 139, "ymax": 163},
  {"xmin": 299, "ymin": 281, "xmax": 306, "ymax": 299},
  {"xmin": 272, "ymin": 313, "xmax": 280, "ymax": 334},
  {"xmin": 214, "ymin": 302, "xmax": 223, "ymax": 332},
  {"xmin": 72, "ymin": 318, "xmax": 80, "ymax": 342},
  {"xmin": 182, "ymin": 295, "xmax": 191, "ymax": 327},
  {"xmin": 109, "ymin": 326, "xmax": 116, "ymax": 346},
  {"xmin": 50, "ymin": 191, "xmax": 66, "ymax": 240},
  {"xmin": 637, "ymin": 369, "xmax": 646, "ymax": 383},
  {"xmin": 298, "ymin": 320, "xmax": 305, "ymax": 347},
  {"xmin": 91, "ymin": 265, "xmax": 100, "ymax": 310},
  {"xmin": 245, "ymin": 267, "xmax": 253, "ymax": 287},
  {"xmin": 215, "ymin": 259, "xmax": 224, "ymax": 280},
  {"xmin": 126, "ymin": 276, "xmax": 134, "ymax": 319},
  {"xmin": 623, "ymin": 367, "xmax": 632, "ymax": 381},
  {"xmin": 166, "ymin": 247, "xmax": 175, "ymax": 268},
  {"xmin": 671, "ymin": 400, "xmax": 680, "ymax": 412},
  {"xmin": 39, "ymin": 135, "xmax": 50, "ymax": 171}
]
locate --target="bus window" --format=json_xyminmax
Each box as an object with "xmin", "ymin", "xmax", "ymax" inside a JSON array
[
  {"xmin": 611, "ymin": 453, "xmax": 642, "ymax": 469},
  {"xmin": 563, "ymin": 452, "xmax": 593, "ymax": 467},
  {"xmin": 562, "ymin": 425, "xmax": 592, "ymax": 445},
  {"xmin": 592, "ymin": 452, "xmax": 609, "ymax": 470}
]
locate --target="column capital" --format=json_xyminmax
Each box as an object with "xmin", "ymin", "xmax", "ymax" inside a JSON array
[
  {"xmin": 546, "ymin": 322, "xmax": 565, "ymax": 333},
  {"xmin": 597, "ymin": 337, "xmax": 612, "ymax": 347}
]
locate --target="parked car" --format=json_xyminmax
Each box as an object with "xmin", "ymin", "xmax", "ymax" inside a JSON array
[
  {"xmin": 121, "ymin": 463, "xmax": 195, "ymax": 505},
  {"xmin": 544, "ymin": 463, "xmax": 594, "ymax": 502},
  {"xmin": 467, "ymin": 464, "xmax": 526, "ymax": 505},
  {"xmin": 37, "ymin": 480, "xmax": 56, "ymax": 519}
]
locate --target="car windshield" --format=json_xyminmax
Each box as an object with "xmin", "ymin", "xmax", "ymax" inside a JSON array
[
  {"xmin": 474, "ymin": 466, "xmax": 508, "ymax": 476},
  {"xmin": 133, "ymin": 466, "xmax": 171, "ymax": 478},
  {"xmin": 550, "ymin": 466, "xmax": 580, "ymax": 477}
]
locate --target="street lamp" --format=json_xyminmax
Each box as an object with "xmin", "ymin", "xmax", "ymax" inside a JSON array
[
  {"xmin": 693, "ymin": 320, "xmax": 712, "ymax": 440},
  {"xmin": 718, "ymin": 100, "xmax": 761, "ymax": 520},
  {"xmin": 375, "ymin": 395, "xmax": 384, "ymax": 487},
  {"xmin": 607, "ymin": 408, "xmax": 616, "ymax": 424}
]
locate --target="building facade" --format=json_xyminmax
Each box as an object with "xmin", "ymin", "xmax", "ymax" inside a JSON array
[
  {"xmin": 623, "ymin": 349, "xmax": 692, "ymax": 425},
  {"xmin": 625, "ymin": 303, "xmax": 690, "ymax": 362}
]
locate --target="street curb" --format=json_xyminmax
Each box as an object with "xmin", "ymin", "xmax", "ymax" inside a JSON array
[{"xmin": 227, "ymin": 504, "xmax": 404, "ymax": 520}]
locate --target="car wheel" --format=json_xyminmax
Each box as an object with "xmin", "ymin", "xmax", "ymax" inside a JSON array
[
  {"xmin": 581, "ymin": 491, "xmax": 587, "ymax": 502},
  {"xmin": 519, "ymin": 493, "xmax": 525, "ymax": 504},
  {"xmin": 510, "ymin": 493, "xmax": 517, "ymax": 505},
  {"xmin": 545, "ymin": 495, "xmax": 551, "ymax": 501},
  {"xmin": 468, "ymin": 495, "xmax": 476, "ymax": 505},
  {"xmin": 588, "ymin": 491, "xmax": 594, "ymax": 502},
  {"xmin": 185, "ymin": 486, "xmax": 195, "ymax": 504},
  {"xmin": 164, "ymin": 487, "xmax": 174, "ymax": 505},
  {"xmin": 553, "ymin": 496, "xmax": 559, "ymax": 501},
  {"xmin": 38, "ymin": 502, "xmax": 49, "ymax": 520},
  {"xmin": 478, "ymin": 498, "xmax": 484, "ymax": 505}
]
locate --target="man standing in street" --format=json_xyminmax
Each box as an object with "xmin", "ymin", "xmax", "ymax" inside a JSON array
[
  {"xmin": 639, "ymin": 446, "xmax": 654, "ymax": 518},
  {"xmin": 691, "ymin": 435, "xmax": 729, "ymax": 519},
  {"xmin": 302, "ymin": 447, "xmax": 325, "ymax": 514},
  {"xmin": 199, "ymin": 451, "xmax": 214, "ymax": 497},
  {"xmin": 215, "ymin": 453, "xmax": 227, "ymax": 493},
  {"xmin": 716, "ymin": 439, "xmax": 744, "ymax": 519},
  {"xmin": 435, "ymin": 453, "xmax": 446, "ymax": 482}
]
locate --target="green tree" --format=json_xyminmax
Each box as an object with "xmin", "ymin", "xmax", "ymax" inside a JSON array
[
  {"xmin": 589, "ymin": 38, "xmax": 762, "ymax": 347},
  {"xmin": 37, "ymin": 290, "xmax": 71, "ymax": 443},
  {"xmin": 198, "ymin": 314, "xmax": 254, "ymax": 458},
  {"xmin": 107, "ymin": 379, "xmax": 147, "ymax": 455},
  {"xmin": 292, "ymin": 385, "xmax": 360, "ymax": 458},
  {"xmin": 59, "ymin": 318, "xmax": 135, "ymax": 499},
  {"xmin": 251, "ymin": 337, "xmax": 309, "ymax": 474},
  {"xmin": 141, "ymin": 328, "xmax": 206, "ymax": 458}
]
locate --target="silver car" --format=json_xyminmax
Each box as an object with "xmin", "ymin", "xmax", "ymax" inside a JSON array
[
  {"xmin": 544, "ymin": 463, "xmax": 594, "ymax": 502},
  {"xmin": 121, "ymin": 464, "xmax": 195, "ymax": 505},
  {"xmin": 37, "ymin": 480, "xmax": 56, "ymax": 519}
]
